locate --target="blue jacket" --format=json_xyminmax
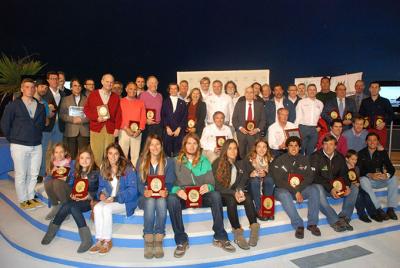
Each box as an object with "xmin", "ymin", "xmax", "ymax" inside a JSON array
[
  {"xmin": 67, "ymin": 163, "xmax": 100, "ymax": 200},
  {"xmin": 97, "ymin": 166, "xmax": 138, "ymax": 217},
  {"xmin": 1, "ymin": 98, "xmax": 46, "ymax": 146},
  {"xmin": 264, "ymin": 98, "xmax": 296, "ymax": 130}
]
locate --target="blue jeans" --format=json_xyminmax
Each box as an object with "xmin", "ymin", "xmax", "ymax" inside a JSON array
[
  {"xmin": 360, "ymin": 176, "xmax": 398, "ymax": 209},
  {"xmin": 299, "ymin": 125, "xmax": 318, "ymax": 156},
  {"xmin": 275, "ymin": 185, "xmax": 320, "ymax": 229},
  {"xmin": 248, "ymin": 176, "xmax": 274, "ymax": 212},
  {"xmin": 52, "ymin": 200, "xmax": 91, "ymax": 228},
  {"xmin": 167, "ymin": 191, "xmax": 228, "ymax": 245},
  {"xmin": 316, "ymin": 184, "xmax": 359, "ymax": 225},
  {"xmin": 40, "ymin": 121, "xmax": 63, "ymax": 176},
  {"xmin": 139, "ymin": 196, "xmax": 167, "ymax": 235}
]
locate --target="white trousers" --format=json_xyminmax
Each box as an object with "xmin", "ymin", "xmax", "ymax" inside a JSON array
[
  {"xmin": 93, "ymin": 201, "xmax": 125, "ymax": 240},
  {"xmin": 118, "ymin": 130, "xmax": 142, "ymax": 167},
  {"xmin": 10, "ymin": 143, "xmax": 42, "ymax": 202}
]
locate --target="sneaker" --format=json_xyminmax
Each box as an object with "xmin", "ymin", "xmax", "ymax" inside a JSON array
[
  {"xmin": 386, "ymin": 208, "xmax": 398, "ymax": 220},
  {"xmin": 295, "ymin": 227, "xmax": 304, "ymax": 239},
  {"xmin": 212, "ymin": 239, "xmax": 236, "ymax": 253},
  {"xmin": 30, "ymin": 198, "xmax": 45, "ymax": 208},
  {"xmin": 89, "ymin": 240, "xmax": 104, "ymax": 254},
  {"xmin": 307, "ymin": 225, "xmax": 321, "ymax": 236},
  {"xmin": 174, "ymin": 241, "xmax": 189, "ymax": 258},
  {"xmin": 377, "ymin": 208, "xmax": 390, "ymax": 221},
  {"xmin": 98, "ymin": 240, "xmax": 112, "ymax": 255},
  {"xmin": 20, "ymin": 201, "xmax": 36, "ymax": 211}
]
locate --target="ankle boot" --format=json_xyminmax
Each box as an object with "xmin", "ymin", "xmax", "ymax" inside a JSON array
[
  {"xmin": 77, "ymin": 226, "xmax": 93, "ymax": 253},
  {"xmin": 154, "ymin": 234, "xmax": 165, "ymax": 258},
  {"xmin": 144, "ymin": 234, "xmax": 154, "ymax": 259},
  {"xmin": 233, "ymin": 228, "xmax": 250, "ymax": 250},
  {"xmin": 248, "ymin": 223, "xmax": 260, "ymax": 247}
]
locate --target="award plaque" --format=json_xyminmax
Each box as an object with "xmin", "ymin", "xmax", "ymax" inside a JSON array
[
  {"xmin": 216, "ymin": 136, "xmax": 226, "ymax": 148},
  {"xmin": 288, "ymin": 173, "xmax": 304, "ymax": 188},
  {"xmin": 375, "ymin": 115, "xmax": 385, "ymax": 128},
  {"xmin": 363, "ymin": 116, "xmax": 370, "ymax": 129},
  {"xmin": 68, "ymin": 106, "xmax": 84, "ymax": 117},
  {"xmin": 146, "ymin": 175, "xmax": 165, "ymax": 198},
  {"xmin": 344, "ymin": 112, "xmax": 352, "ymax": 121},
  {"xmin": 260, "ymin": 195, "xmax": 274, "ymax": 218},
  {"xmin": 72, "ymin": 177, "xmax": 89, "ymax": 199},
  {"xmin": 52, "ymin": 166, "xmax": 71, "ymax": 179},
  {"xmin": 187, "ymin": 118, "xmax": 196, "ymax": 128},
  {"xmin": 285, "ymin": 128, "xmax": 302, "ymax": 139},
  {"xmin": 129, "ymin": 121, "xmax": 140, "ymax": 132},
  {"xmin": 347, "ymin": 168, "xmax": 359, "ymax": 184},
  {"xmin": 245, "ymin": 120, "xmax": 256, "ymax": 131},
  {"xmin": 330, "ymin": 109, "xmax": 339, "ymax": 120},
  {"xmin": 185, "ymin": 186, "xmax": 202, "ymax": 208},
  {"xmin": 146, "ymin": 109, "xmax": 156, "ymax": 121},
  {"xmin": 97, "ymin": 105, "xmax": 110, "ymax": 120},
  {"xmin": 331, "ymin": 177, "xmax": 346, "ymax": 197}
]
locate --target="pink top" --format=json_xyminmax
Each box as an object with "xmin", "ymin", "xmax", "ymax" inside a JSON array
[
  {"xmin": 117, "ymin": 97, "xmax": 146, "ymax": 130},
  {"xmin": 139, "ymin": 90, "xmax": 163, "ymax": 124},
  {"xmin": 53, "ymin": 157, "xmax": 71, "ymax": 167}
]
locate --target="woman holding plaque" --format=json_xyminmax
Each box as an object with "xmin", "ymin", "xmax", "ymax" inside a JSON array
[
  {"xmin": 186, "ymin": 88, "xmax": 206, "ymax": 138},
  {"xmin": 212, "ymin": 139, "xmax": 259, "ymax": 250},
  {"xmin": 44, "ymin": 143, "xmax": 73, "ymax": 220},
  {"xmin": 137, "ymin": 134, "xmax": 176, "ymax": 258},
  {"xmin": 116, "ymin": 82, "xmax": 146, "ymax": 166},
  {"xmin": 89, "ymin": 143, "xmax": 138, "ymax": 255},
  {"xmin": 42, "ymin": 147, "xmax": 99, "ymax": 253},
  {"xmin": 161, "ymin": 83, "xmax": 188, "ymax": 157},
  {"xmin": 244, "ymin": 139, "xmax": 275, "ymax": 221},
  {"xmin": 167, "ymin": 133, "xmax": 236, "ymax": 258}
]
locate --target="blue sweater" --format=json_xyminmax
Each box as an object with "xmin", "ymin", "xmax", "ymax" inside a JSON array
[
  {"xmin": 1, "ymin": 98, "xmax": 46, "ymax": 146},
  {"xmin": 342, "ymin": 128, "xmax": 368, "ymax": 152},
  {"xmin": 97, "ymin": 166, "xmax": 138, "ymax": 217}
]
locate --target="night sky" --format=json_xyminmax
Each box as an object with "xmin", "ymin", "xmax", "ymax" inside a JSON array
[{"xmin": 2, "ymin": 0, "xmax": 400, "ymax": 93}]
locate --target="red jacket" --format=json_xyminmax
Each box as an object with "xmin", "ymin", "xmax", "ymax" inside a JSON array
[{"xmin": 83, "ymin": 90, "xmax": 121, "ymax": 134}]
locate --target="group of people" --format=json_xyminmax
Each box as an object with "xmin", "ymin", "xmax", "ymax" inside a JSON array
[{"xmin": 0, "ymin": 72, "xmax": 397, "ymax": 258}]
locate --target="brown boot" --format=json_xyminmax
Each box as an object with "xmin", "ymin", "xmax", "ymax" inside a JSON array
[
  {"xmin": 144, "ymin": 234, "xmax": 154, "ymax": 259},
  {"xmin": 248, "ymin": 223, "xmax": 260, "ymax": 247},
  {"xmin": 232, "ymin": 228, "xmax": 249, "ymax": 250},
  {"xmin": 154, "ymin": 234, "xmax": 165, "ymax": 258}
]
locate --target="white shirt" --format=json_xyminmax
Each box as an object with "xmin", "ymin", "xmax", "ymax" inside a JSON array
[
  {"xmin": 200, "ymin": 123, "xmax": 233, "ymax": 151},
  {"xmin": 230, "ymin": 165, "xmax": 237, "ymax": 187},
  {"xmin": 99, "ymin": 89, "xmax": 111, "ymax": 104},
  {"xmin": 295, "ymin": 97, "xmax": 324, "ymax": 126},
  {"xmin": 206, "ymin": 93, "xmax": 234, "ymax": 124},
  {"xmin": 74, "ymin": 95, "xmax": 81, "ymax": 105},
  {"xmin": 245, "ymin": 100, "xmax": 255, "ymax": 121},
  {"xmin": 200, "ymin": 89, "xmax": 213, "ymax": 100},
  {"xmin": 268, "ymin": 121, "xmax": 297, "ymax": 150},
  {"xmin": 110, "ymin": 175, "xmax": 118, "ymax": 197},
  {"xmin": 170, "ymin": 96, "xmax": 179, "ymax": 112},
  {"xmin": 49, "ymin": 87, "xmax": 61, "ymax": 106},
  {"xmin": 274, "ymin": 98, "xmax": 284, "ymax": 121}
]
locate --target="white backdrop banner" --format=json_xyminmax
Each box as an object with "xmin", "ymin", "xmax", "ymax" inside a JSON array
[
  {"xmin": 294, "ymin": 72, "xmax": 363, "ymax": 96},
  {"xmin": 177, "ymin": 69, "xmax": 270, "ymax": 95}
]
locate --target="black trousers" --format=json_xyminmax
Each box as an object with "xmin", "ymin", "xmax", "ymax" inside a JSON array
[
  {"xmin": 221, "ymin": 192, "xmax": 257, "ymax": 229},
  {"xmin": 355, "ymin": 188, "xmax": 378, "ymax": 217}
]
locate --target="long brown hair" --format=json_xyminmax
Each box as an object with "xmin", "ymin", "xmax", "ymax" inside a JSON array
[
  {"xmin": 248, "ymin": 138, "xmax": 273, "ymax": 163},
  {"xmin": 215, "ymin": 139, "xmax": 238, "ymax": 188},
  {"xmin": 176, "ymin": 133, "xmax": 202, "ymax": 167},
  {"xmin": 138, "ymin": 134, "xmax": 166, "ymax": 182},
  {"xmin": 74, "ymin": 146, "xmax": 97, "ymax": 177},
  {"xmin": 100, "ymin": 143, "xmax": 131, "ymax": 181},
  {"xmin": 46, "ymin": 143, "xmax": 71, "ymax": 175},
  {"xmin": 188, "ymin": 87, "xmax": 203, "ymax": 103}
]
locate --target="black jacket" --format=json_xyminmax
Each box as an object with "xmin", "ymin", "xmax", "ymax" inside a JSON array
[
  {"xmin": 357, "ymin": 147, "xmax": 395, "ymax": 178},
  {"xmin": 310, "ymin": 149, "xmax": 350, "ymax": 192},
  {"xmin": 1, "ymin": 98, "xmax": 46, "ymax": 146},
  {"xmin": 212, "ymin": 159, "xmax": 247, "ymax": 195},
  {"xmin": 188, "ymin": 101, "xmax": 206, "ymax": 138},
  {"xmin": 43, "ymin": 89, "xmax": 65, "ymax": 132},
  {"xmin": 270, "ymin": 153, "xmax": 313, "ymax": 194}
]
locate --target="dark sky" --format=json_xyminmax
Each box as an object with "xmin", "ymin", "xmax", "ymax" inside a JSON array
[{"xmin": 2, "ymin": 0, "xmax": 400, "ymax": 92}]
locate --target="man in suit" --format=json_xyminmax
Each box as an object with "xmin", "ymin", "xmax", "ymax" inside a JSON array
[
  {"xmin": 349, "ymin": 80, "xmax": 369, "ymax": 113},
  {"xmin": 264, "ymin": 84, "xmax": 296, "ymax": 131},
  {"xmin": 232, "ymin": 86, "xmax": 266, "ymax": 159},
  {"xmin": 59, "ymin": 78, "xmax": 89, "ymax": 159},
  {"xmin": 39, "ymin": 71, "xmax": 66, "ymax": 178},
  {"xmin": 57, "ymin": 71, "xmax": 72, "ymax": 96},
  {"xmin": 322, "ymin": 83, "xmax": 357, "ymax": 131}
]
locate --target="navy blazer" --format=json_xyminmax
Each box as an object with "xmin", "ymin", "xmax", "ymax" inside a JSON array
[
  {"xmin": 264, "ymin": 98, "xmax": 296, "ymax": 129},
  {"xmin": 322, "ymin": 97, "xmax": 357, "ymax": 129},
  {"xmin": 161, "ymin": 97, "xmax": 188, "ymax": 131}
]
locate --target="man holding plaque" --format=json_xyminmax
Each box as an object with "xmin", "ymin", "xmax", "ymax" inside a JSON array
[
  {"xmin": 59, "ymin": 78, "xmax": 89, "ymax": 159},
  {"xmin": 322, "ymin": 83, "xmax": 356, "ymax": 131},
  {"xmin": 359, "ymin": 81, "xmax": 394, "ymax": 147},
  {"xmin": 200, "ymin": 111, "xmax": 233, "ymax": 163},
  {"xmin": 84, "ymin": 73, "xmax": 121, "ymax": 166},
  {"xmin": 232, "ymin": 86, "xmax": 266, "ymax": 159},
  {"xmin": 268, "ymin": 107, "xmax": 297, "ymax": 157},
  {"xmin": 271, "ymin": 136, "xmax": 321, "ymax": 239},
  {"xmin": 311, "ymin": 135, "xmax": 358, "ymax": 232}
]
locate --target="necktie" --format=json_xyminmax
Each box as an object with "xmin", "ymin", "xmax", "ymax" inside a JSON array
[
  {"xmin": 356, "ymin": 95, "xmax": 361, "ymax": 108},
  {"xmin": 339, "ymin": 99, "xmax": 344, "ymax": 118},
  {"xmin": 247, "ymin": 103, "xmax": 253, "ymax": 121}
]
